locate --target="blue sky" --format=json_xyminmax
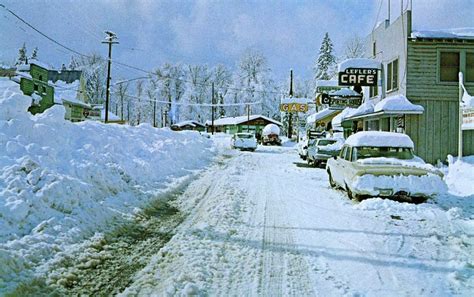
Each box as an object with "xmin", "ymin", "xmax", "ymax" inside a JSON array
[{"xmin": 1, "ymin": 0, "xmax": 473, "ymax": 80}]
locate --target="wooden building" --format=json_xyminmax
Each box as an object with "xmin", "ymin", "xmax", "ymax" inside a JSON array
[
  {"xmin": 206, "ymin": 115, "xmax": 282, "ymax": 135},
  {"xmin": 171, "ymin": 121, "xmax": 206, "ymax": 132},
  {"xmin": 342, "ymin": 10, "xmax": 474, "ymax": 164}
]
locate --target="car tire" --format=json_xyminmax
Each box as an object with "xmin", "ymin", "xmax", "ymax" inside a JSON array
[
  {"xmin": 328, "ymin": 171, "xmax": 336, "ymax": 188},
  {"xmin": 346, "ymin": 185, "xmax": 361, "ymax": 202}
]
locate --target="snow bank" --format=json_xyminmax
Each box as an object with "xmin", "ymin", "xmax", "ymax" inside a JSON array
[
  {"xmin": 0, "ymin": 81, "xmax": 214, "ymax": 293},
  {"xmin": 345, "ymin": 131, "xmax": 414, "ymax": 148},
  {"xmin": 445, "ymin": 155, "xmax": 474, "ymax": 197}
]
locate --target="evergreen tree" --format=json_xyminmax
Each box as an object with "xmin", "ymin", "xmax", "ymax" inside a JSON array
[
  {"xmin": 314, "ymin": 32, "xmax": 337, "ymax": 81},
  {"xmin": 16, "ymin": 43, "xmax": 27, "ymax": 65},
  {"xmin": 30, "ymin": 47, "xmax": 38, "ymax": 60}
]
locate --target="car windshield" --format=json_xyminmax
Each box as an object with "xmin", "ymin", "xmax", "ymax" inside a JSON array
[
  {"xmin": 355, "ymin": 146, "xmax": 414, "ymax": 160},
  {"xmin": 318, "ymin": 140, "xmax": 337, "ymax": 146},
  {"xmin": 236, "ymin": 134, "xmax": 253, "ymax": 139}
]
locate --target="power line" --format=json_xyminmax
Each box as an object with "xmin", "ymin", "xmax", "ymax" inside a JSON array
[{"xmin": 1, "ymin": 4, "xmax": 286, "ymax": 97}]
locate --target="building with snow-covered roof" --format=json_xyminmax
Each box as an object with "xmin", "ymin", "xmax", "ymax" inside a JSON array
[
  {"xmin": 205, "ymin": 115, "xmax": 282, "ymax": 135},
  {"xmin": 171, "ymin": 120, "xmax": 205, "ymax": 132},
  {"xmin": 339, "ymin": 9, "xmax": 474, "ymax": 164}
]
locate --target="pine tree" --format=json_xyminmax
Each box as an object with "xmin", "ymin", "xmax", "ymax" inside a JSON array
[
  {"xmin": 31, "ymin": 47, "xmax": 38, "ymax": 60},
  {"xmin": 314, "ymin": 32, "xmax": 337, "ymax": 81},
  {"xmin": 16, "ymin": 43, "xmax": 27, "ymax": 65}
]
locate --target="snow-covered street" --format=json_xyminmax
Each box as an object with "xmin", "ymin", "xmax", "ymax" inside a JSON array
[{"xmin": 118, "ymin": 144, "xmax": 473, "ymax": 296}]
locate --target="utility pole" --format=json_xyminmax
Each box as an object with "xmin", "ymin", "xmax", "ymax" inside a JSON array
[
  {"xmin": 153, "ymin": 98, "xmax": 157, "ymax": 127},
  {"xmin": 102, "ymin": 31, "xmax": 119, "ymax": 123},
  {"xmin": 246, "ymin": 104, "xmax": 251, "ymax": 133},
  {"xmin": 211, "ymin": 82, "xmax": 215, "ymax": 134},
  {"xmin": 288, "ymin": 69, "xmax": 294, "ymax": 139}
]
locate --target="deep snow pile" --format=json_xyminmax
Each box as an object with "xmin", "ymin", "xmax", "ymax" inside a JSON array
[
  {"xmin": 445, "ymin": 155, "xmax": 474, "ymax": 197},
  {"xmin": 0, "ymin": 79, "xmax": 214, "ymax": 292}
]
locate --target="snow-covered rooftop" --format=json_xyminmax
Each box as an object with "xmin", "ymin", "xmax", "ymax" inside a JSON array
[
  {"xmin": 332, "ymin": 107, "xmax": 357, "ymax": 128},
  {"xmin": 345, "ymin": 131, "xmax": 414, "ymax": 148},
  {"xmin": 174, "ymin": 120, "xmax": 204, "ymax": 128},
  {"xmin": 306, "ymin": 108, "xmax": 340, "ymax": 124},
  {"xmin": 374, "ymin": 94, "xmax": 424, "ymax": 113},
  {"xmin": 338, "ymin": 58, "xmax": 382, "ymax": 72},
  {"xmin": 411, "ymin": 28, "xmax": 474, "ymax": 40},
  {"xmin": 206, "ymin": 115, "xmax": 282, "ymax": 126},
  {"xmin": 329, "ymin": 88, "xmax": 361, "ymax": 97}
]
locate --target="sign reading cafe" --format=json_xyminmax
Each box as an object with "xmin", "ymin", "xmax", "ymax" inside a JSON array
[{"xmin": 338, "ymin": 68, "xmax": 378, "ymax": 86}]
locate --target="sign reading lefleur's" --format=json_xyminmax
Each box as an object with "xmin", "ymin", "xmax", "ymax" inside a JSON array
[{"xmin": 338, "ymin": 68, "xmax": 378, "ymax": 86}]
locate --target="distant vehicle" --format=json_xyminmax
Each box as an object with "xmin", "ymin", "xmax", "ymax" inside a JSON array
[
  {"xmin": 297, "ymin": 138, "xmax": 316, "ymax": 160},
  {"xmin": 326, "ymin": 131, "xmax": 445, "ymax": 203},
  {"xmin": 307, "ymin": 138, "xmax": 342, "ymax": 167},
  {"xmin": 231, "ymin": 133, "xmax": 258, "ymax": 151},
  {"xmin": 261, "ymin": 124, "xmax": 281, "ymax": 146}
]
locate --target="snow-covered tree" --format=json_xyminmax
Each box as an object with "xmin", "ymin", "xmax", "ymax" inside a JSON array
[
  {"xmin": 30, "ymin": 47, "xmax": 38, "ymax": 60},
  {"xmin": 344, "ymin": 35, "xmax": 366, "ymax": 59},
  {"xmin": 314, "ymin": 33, "xmax": 337, "ymax": 81},
  {"xmin": 77, "ymin": 53, "xmax": 106, "ymax": 104},
  {"xmin": 15, "ymin": 43, "xmax": 27, "ymax": 65},
  {"xmin": 69, "ymin": 56, "xmax": 79, "ymax": 70},
  {"xmin": 113, "ymin": 80, "xmax": 129, "ymax": 121},
  {"xmin": 153, "ymin": 63, "xmax": 185, "ymax": 125},
  {"xmin": 212, "ymin": 64, "xmax": 232, "ymax": 118}
]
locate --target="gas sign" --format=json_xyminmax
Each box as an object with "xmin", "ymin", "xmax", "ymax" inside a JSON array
[
  {"xmin": 338, "ymin": 68, "xmax": 378, "ymax": 86},
  {"xmin": 279, "ymin": 103, "xmax": 308, "ymax": 113}
]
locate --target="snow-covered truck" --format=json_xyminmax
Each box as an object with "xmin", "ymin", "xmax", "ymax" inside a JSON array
[{"xmin": 261, "ymin": 124, "xmax": 281, "ymax": 146}]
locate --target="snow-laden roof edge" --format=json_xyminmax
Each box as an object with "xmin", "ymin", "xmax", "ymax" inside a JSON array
[
  {"xmin": 411, "ymin": 28, "xmax": 474, "ymax": 40},
  {"xmin": 307, "ymin": 108, "xmax": 340, "ymax": 124},
  {"xmin": 374, "ymin": 94, "xmax": 424, "ymax": 113},
  {"xmin": 205, "ymin": 115, "xmax": 282, "ymax": 127},
  {"xmin": 338, "ymin": 58, "xmax": 382, "ymax": 72}
]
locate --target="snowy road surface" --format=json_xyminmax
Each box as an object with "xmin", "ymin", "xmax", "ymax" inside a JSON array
[{"xmin": 121, "ymin": 144, "xmax": 473, "ymax": 296}]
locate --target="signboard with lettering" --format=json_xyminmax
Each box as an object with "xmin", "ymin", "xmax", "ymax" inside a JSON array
[
  {"xmin": 279, "ymin": 103, "xmax": 308, "ymax": 113},
  {"xmin": 330, "ymin": 96, "xmax": 363, "ymax": 108},
  {"xmin": 338, "ymin": 68, "xmax": 378, "ymax": 86}
]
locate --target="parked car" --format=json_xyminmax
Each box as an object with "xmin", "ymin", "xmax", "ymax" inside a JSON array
[
  {"xmin": 326, "ymin": 131, "xmax": 445, "ymax": 203},
  {"xmin": 297, "ymin": 138, "xmax": 316, "ymax": 160},
  {"xmin": 261, "ymin": 124, "xmax": 281, "ymax": 146},
  {"xmin": 231, "ymin": 133, "xmax": 258, "ymax": 151},
  {"xmin": 307, "ymin": 138, "xmax": 342, "ymax": 167}
]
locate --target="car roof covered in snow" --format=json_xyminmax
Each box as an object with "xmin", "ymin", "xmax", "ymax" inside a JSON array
[{"xmin": 345, "ymin": 131, "xmax": 414, "ymax": 148}]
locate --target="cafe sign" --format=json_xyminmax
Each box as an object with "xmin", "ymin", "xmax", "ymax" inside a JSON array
[{"xmin": 338, "ymin": 68, "xmax": 378, "ymax": 86}]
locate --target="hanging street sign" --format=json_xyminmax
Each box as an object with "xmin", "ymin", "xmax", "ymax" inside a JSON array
[
  {"xmin": 329, "ymin": 96, "xmax": 363, "ymax": 109},
  {"xmin": 338, "ymin": 68, "xmax": 378, "ymax": 86}
]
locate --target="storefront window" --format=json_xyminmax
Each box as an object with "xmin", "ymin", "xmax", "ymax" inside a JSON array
[
  {"xmin": 386, "ymin": 59, "xmax": 399, "ymax": 91},
  {"xmin": 467, "ymin": 53, "xmax": 474, "ymax": 83},
  {"xmin": 440, "ymin": 52, "xmax": 460, "ymax": 82}
]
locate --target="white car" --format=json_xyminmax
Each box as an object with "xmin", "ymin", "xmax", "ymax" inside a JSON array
[
  {"xmin": 231, "ymin": 133, "xmax": 258, "ymax": 151},
  {"xmin": 326, "ymin": 131, "xmax": 445, "ymax": 203},
  {"xmin": 297, "ymin": 138, "xmax": 316, "ymax": 160},
  {"xmin": 307, "ymin": 138, "xmax": 342, "ymax": 167}
]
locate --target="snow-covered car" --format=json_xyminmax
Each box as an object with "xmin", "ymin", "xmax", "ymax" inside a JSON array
[
  {"xmin": 326, "ymin": 131, "xmax": 446, "ymax": 203},
  {"xmin": 307, "ymin": 138, "xmax": 342, "ymax": 167},
  {"xmin": 297, "ymin": 138, "xmax": 316, "ymax": 160},
  {"xmin": 231, "ymin": 133, "xmax": 258, "ymax": 151},
  {"xmin": 261, "ymin": 124, "xmax": 281, "ymax": 145}
]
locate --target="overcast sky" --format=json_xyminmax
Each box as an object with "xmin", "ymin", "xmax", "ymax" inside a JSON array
[{"xmin": 1, "ymin": 0, "xmax": 473, "ymax": 80}]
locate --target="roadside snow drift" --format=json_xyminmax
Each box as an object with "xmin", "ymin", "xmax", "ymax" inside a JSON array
[{"xmin": 0, "ymin": 80, "xmax": 214, "ymax": 293}]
